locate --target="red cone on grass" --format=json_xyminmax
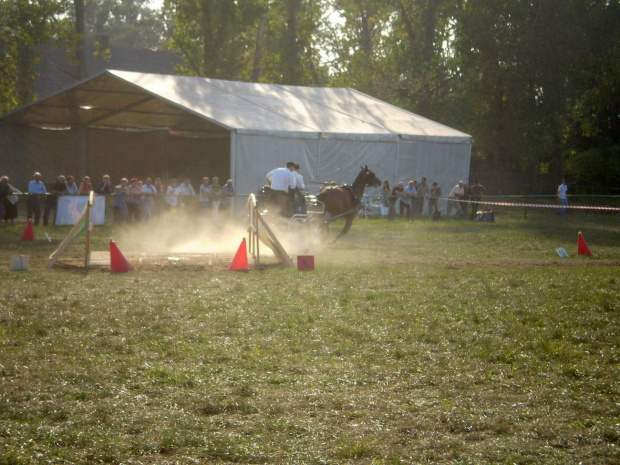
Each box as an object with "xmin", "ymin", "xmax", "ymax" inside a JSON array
[
  {"xmin": 20, "ymin": 220, "xmax": 34, "ymax": 241},
  {"xmin": 109, "ymin": 240, "xmax": 133, "ymax": 272},
  {"xmin": 228, "ymin": 238, "xmax": 249, "ymax": 271},
  {"xmin": 577, "ymin": 232, "xmax": 592, "ymax": 256}
]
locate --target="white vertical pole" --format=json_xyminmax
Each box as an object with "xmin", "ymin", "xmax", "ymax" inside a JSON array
[{"xmin": 230, "ymin": 130, "xmax": 236, "ymax": 216}]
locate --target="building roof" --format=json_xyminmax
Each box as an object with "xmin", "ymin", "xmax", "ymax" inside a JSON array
[{"xmin": 3, "ymin": 70, "xmax": 471, "ymax": 143}]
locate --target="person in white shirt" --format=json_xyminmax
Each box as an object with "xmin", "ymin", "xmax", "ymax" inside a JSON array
[
  {"xmin": 266, "ymin": 162, "xmax": 296, "ymax": 217},
  {"xmin": 403, "ymin": 180, "xmax": 417, "ymax": 219},
  {"xmin": 199, "ymin": 177, "xmax": 212, "ymax": 214},
  {"xmin": 557, "ymin": 179, "xmax": 568, "ymax": 217},
  {"xmin": 141, "ymin": 177, "xmax": 158, "ymax": 220},
  {"xmin": 178, "ymin": 177, "xmax": 196, "ymax": 209},
  {"xmin": 447, "ymin": 181, "xmax": 466, "ymax": 217},
  {"xmin": 166, "ymin": 179, "xmax": 180, "ymax": 209},
  {"xmin": 293, "ymin": 164, "xmax": 305, "ymax": 190},
  {"xmin": 291, "ymin": 164, "xmax": 307, "ymax": 214}
]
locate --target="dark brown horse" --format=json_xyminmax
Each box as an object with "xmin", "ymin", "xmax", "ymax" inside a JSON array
[{"xmin": 317, "ymin": 165, "xmax": 381, "ymax": 241}]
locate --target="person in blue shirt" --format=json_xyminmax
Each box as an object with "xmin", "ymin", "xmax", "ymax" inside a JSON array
[{"xmin": 27, "ymin": 172, "xmax": 47, "ymax": 225}]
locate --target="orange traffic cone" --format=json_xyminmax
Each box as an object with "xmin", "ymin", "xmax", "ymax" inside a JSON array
[
  {"xmin": 109, "ymin": 240, "xmax": 133, "ymax": 272},
  {"xmin": 577, "ymin": 232, "xmax": 592, "ymax": 256},
  {"xmin": 228, "ymin": 238, "xmax": 249, "ymax": 271},
  {"xmin": 20, "ymin": 220, "xmax": 34, "ymax": 241}
]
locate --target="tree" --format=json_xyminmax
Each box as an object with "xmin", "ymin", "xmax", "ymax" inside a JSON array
[
  {"xmin": 84, "ymin": 0, "xmax": 166, "ymax": 50},
  {"xmin": 163, "ymin": 0, "xmax": 267, "ymax": 78},
  {"xmin": 0, "ymin": 0, "xmax": 67, "ymax": 113}
]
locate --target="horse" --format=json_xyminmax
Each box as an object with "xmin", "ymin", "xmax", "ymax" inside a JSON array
[{"xmin": 316, "ymin": 165, "xmax": 381, "ymax": 242}]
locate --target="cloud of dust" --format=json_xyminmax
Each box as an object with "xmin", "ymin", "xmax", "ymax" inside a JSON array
[{"xmin": 113, "ymin": 209, "xmax": 327, "ymax": 257}]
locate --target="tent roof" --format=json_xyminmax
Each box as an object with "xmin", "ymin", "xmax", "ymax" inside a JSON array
[{"xmin": 1, "ymin": 70, "xmax": 471, "ymax": 142}]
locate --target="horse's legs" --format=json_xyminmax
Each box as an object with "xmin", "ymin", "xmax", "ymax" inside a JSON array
[{"xmin": 333, "ymin": 214, "xmax": 354, "ymax": 242}]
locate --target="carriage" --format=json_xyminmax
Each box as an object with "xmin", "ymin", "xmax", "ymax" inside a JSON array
[{"xmin": 258, "ymin": 166, "xmax": 381, "ymax": 242}]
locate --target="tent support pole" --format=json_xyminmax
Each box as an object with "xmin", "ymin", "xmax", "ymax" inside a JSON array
[
  {"xmin": 230, "ymin": 131, "xmax": 236, "ymax": 216},
  {"xmin": 164, "ymin": 130, "xmax": 169, "ymax": 182},
  {"xmin": 317, "ymin": 133, "xmax": 322, "ymax": 184},
  {"xmin": 81, "ymin": 125, "xmax": 87, "ymax": 177},
  {"xmin": 393, "ymin": 136, "xmax": 401, "ymax": 185}
]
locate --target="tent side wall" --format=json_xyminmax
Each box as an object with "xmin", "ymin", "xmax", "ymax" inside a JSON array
[
  {"xmin": 233, "ymin": 132, "xmax": 321, "ymax": 196},
  {"xmin": 396, "ymin": 138, "xmax": 471, "ymax": 200},
  {"xmin": 233, "ymin": 132, "xmax": 472, "ymax": 215}
]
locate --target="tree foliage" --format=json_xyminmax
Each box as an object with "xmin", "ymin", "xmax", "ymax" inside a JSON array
[{"xmin": 0, "ymin": 0, "xmax": 67, "ymax": 113}]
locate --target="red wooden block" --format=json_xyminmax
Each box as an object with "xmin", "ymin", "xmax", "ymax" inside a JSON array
[{"xmin": 297, "ymin": 255, "xmax": 314, "ymax": 271}]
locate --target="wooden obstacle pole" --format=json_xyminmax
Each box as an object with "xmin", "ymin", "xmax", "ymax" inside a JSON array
[
  {"xmin": 46, "ymin": 191, "xmax": 95, "ymax": 270},
  {"xmin": 246, "ymin": 193, "xmax": 293, "ymax": 267}
]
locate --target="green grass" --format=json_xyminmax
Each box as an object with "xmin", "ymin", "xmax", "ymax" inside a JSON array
[{"xmin": 0, "ymin": 211, "xmax": 619, "ymax": 464}]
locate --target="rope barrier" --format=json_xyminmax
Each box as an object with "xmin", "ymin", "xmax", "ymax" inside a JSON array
[{"xmin": 440, "ymin": 197, "xmax": 620, "ymax": 212}]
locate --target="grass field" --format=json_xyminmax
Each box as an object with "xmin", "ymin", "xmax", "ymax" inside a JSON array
[{"xmin": 1, "ymin": 210, "xmax": 619, "ymax": 464}]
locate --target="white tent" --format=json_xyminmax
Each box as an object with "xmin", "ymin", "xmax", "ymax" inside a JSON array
[{"xmin": 0, "ymin": 70, "xmax": 471, "ymax": 211}]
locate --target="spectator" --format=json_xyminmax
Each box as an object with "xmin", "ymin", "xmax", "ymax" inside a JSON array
[
  {"xmin": 428, "ymin": 182, "xmax": 442, "ymax": 219},
  {"xmin": 95, "ymin": 174, "xmax": 113, "ymax": 195},
  {"xmin": 166, "ymin": 179, "xmax": 180, "ymax": 211},
  {"xmin": 113, "ymin": 178, "xmax": 129, "ymax": 223},
  {"xmin": 27, "ymin": 172, "xmax": 46, "ymax": 225},
  {"xmin": 126, "ymin": 178, "xmax": 142, "ymax": 222},
  {"xmin": 404, "ymin": 180, "xmax": 417, "ymax": 219},
  {"xmin": 141, "ymin": 177, "xmax": 158, "ymax": 220},
  {"xmin": 178, "ymin": 177, "xmax": 196, "ymax": 196},
  {"xmin": 44, "ymin": 175, "xmax": 67, "ymax": 226},
  {"xmin": 211, "ymin": 177, "xmax": 222, "ymax": 218},
  {"xmin": 557, "ymin": 179, "xmax": 568, "ymax": 217},
  {"xmin": 78, "ymin": 176, "xmax": 92, "ymax": 195},
  {"xmin": 447, "ymin": 181, "xmax": 465, "ymax": 218},
  {"xmin": 392, "ymin": 181, "xmax": 409, "ymax": 218},
  {"xmin": 266, "ymin": 162, "xmax": 296, "ymax": 217},
  {"xmin": 178, "ymin": 177, "xmax": 196, "ymax": 209},
  {"xmin": 0, "ymin": 176, "xmax": 18, "ymax": 226},
  {"xmin": 199, "ymin": 177, "xmax": 212, "ymax": 213},
  {"xmin": 65, "ymin": 176, "xmax": 78, "ymax": 195},
  {"xmin": 379, "ymin": 180, "xmax": 391, "ymax": 218},
  {"xmin": 469, "ymin": 180, "xmax": 486, "ymax": 220},
  {"xmin": 153, "ymin": 178, "xmax": 165, "ymax": 216},
  {"xmin": 416, "ymin": 177, "xmax": 429, "ymax": 216},
  {"xmin": 221, "ymin": 179, "xmax": 235, "ymax": 216}
]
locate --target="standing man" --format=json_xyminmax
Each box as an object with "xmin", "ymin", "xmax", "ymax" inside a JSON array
[
  {"xmin": 266, "ymin": 162, "xmax": 297, "ymax": 217},
  {"xmin": 392, "ymin": 181, "xmax": 409, "ymax": 218},
  {"xmin": 44, "ymin": 175, "xmax": 67, "ymax": 226},
  {"xmin": 221, "ymin": 179, "xmax": 235, "ymax": 217},
  {"xmin": 95, "ymin": 174, "xmax": 113, "ymax": 195},
  {"xmin": 557, "ymin": 179, "xmax": 568, "ymax": 217},
  {"xmin": 27, "ymin": 172, "xmax": 46, "ymax": 225},
  {"xmin": 469, "ymin": 180, "xmax": 485, "ymax": 220},
  {"xmin": 447, "ymin": 181, "xmax": 465, "ymax": 218},
  {"xmin": 141, "ymin": 177, "xmax": 158, "ymax": 220},
  {"xmin": 416, "ymin": 177, "xmax": 429, "ymax": 217},
  {"xmin": 428, "ymin": 182, "xmax": 441, "ymax": 219},
  {"xmin": 404, "ymin": 180, "xmax": 417, "ymax": 219}
]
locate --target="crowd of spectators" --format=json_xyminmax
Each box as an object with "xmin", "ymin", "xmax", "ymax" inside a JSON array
[
  {"xmin": 0, "ymin": 172, "xmax": 236, "ymax": 226},
  {"xmin": 379, "ymin": 177, "xmax": 485, "ymax": 220}
]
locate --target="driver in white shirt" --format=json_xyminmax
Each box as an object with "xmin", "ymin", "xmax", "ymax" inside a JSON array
[{"xmin": 266, "ymin": 162, "xmax": 296, "ymax": 217}]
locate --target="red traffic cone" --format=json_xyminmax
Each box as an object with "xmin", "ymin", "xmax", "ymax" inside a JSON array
[
  {"xmin": 109, "ymin": 240, "xmax": 133, "ymax": 272},
  {"xmin": 577, "ymin": 232, "xmax": 592, "ymax": 256},
  {"xmin": 20, "ymin": 220, "xmax": 35, "ymax": 241},
  {"xmin": 228, "ymin": 238, "xmax": 249, "ymax": 271}
]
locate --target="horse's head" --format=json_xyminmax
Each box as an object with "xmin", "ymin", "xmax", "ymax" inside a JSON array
[{"xmin": 360, "ymin": 165, "xmax": 381, "ymax": 188}]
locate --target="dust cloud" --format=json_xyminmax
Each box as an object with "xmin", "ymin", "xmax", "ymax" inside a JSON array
[{"xmin": 113, "ymin": 209, "xmax": 326, "ymax": 258}]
